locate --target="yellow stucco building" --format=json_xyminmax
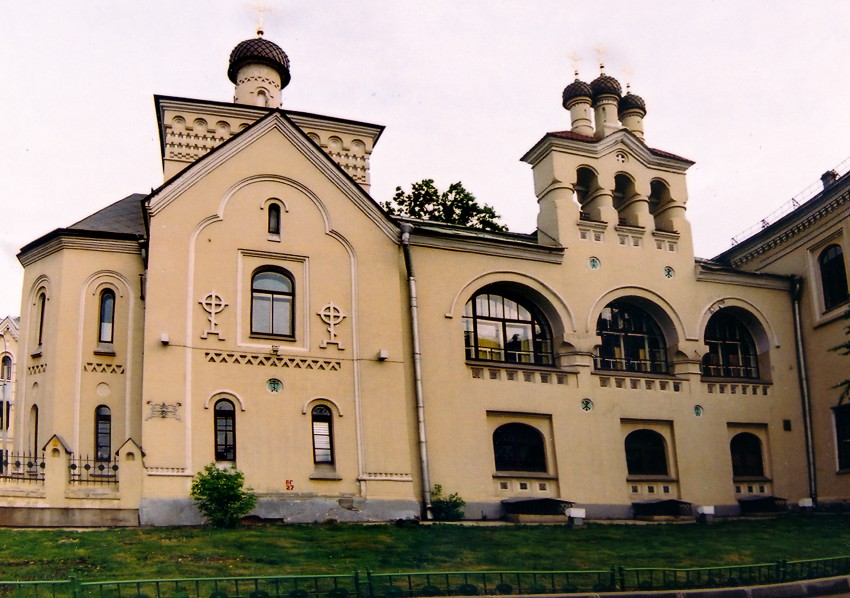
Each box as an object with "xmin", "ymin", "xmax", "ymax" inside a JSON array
[{"xmin": 5, "ymin": 33, "xmax": 847, "ymax": 526}]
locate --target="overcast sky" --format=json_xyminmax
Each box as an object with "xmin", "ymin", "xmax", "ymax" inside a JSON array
[{"xmin": 2, "ymin": 1, "xmax": 850, "ymax": 317}]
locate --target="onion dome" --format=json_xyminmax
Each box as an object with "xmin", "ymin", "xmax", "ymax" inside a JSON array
[
  {"xmin": 619, "ymin": 92, "xmax": 647, "ymax": 115},
  {"xmin": 228, "ymin": 36, "xmax": 291, "ymax": 88},
  {"xmin": 590, "ymin": 73, "xmax": 622, "ymax": 100},
  {"xmin": 562, "ymin": 78, "xmax": 592, "ymax": 108}
]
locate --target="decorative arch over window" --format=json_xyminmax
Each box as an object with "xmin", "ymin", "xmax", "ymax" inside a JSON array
[
  {"xmin": 701, "ymin": 311, "xmax": 759, "ymax": 379},
  {"xmin": 624, "ymin": 429, "xmax": 668, "ymax": 476},
  {"xmin": 492, "ymin": 423, "xmax": 547, "ymax": 472},
  {"xmin": 214, "ymin": 400, "xmax": 236, "ymax": 462},
  {"xmin": 730, "ymin": 432, "xmax": 764, "ymax": 478},
  {"xmin": 819, "ymin": 244, "xmax": 849, "ymax": 311},
  {"xmin": 311, "ymin": 405, "xmax": 335, "ymax": 465},
  {"xmin": 95, "ymin": 405, "xmax": 112, "ymax": 462},
  {"xmin": 595, "ymin": 302, "xmax": 668, "ymax": 373},
  {"xmin": 463, "ymin": 290, "xmax": 553, "ymax": 366},
  {"xmin": 98, "ymin": 289, "xmax": 116, "ymax": 344},
  {"xmin": 251, "ymin": 268, "xmax": 294, "ymax": 338}
]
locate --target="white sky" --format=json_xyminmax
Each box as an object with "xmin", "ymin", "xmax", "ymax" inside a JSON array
[{"xmin": 2, "ymin": 1, "xmax": 850, "ymax": 317}]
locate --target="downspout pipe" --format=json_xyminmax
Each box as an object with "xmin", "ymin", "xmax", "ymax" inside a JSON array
[
  {"xmin": 400, "ymin": 223, "xmax": 433, "ymax": 519},
  {"xmin": 791, "ymin": 275, "xmax": 818, "ymax": 504}
]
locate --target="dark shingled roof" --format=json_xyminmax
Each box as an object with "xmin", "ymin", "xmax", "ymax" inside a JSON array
[{"xmin": 68, "ymin": 193, "xmax": 146, "ymax": 236}]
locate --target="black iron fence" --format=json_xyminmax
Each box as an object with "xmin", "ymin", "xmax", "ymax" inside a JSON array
[
  {"xmin": 0, "ymin": 452, "xmax": 45, "ymax": 481},
  {"xmin": 68, "ymin": 456, "xmax": 119, "ymax": 484}
]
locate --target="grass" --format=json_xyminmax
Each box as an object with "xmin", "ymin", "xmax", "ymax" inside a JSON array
[{"xmin": 1, "ymin": 514, "xmax": 849, "ymax": 582}]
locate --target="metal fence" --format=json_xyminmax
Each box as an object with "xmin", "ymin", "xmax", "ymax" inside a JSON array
[
  {"xmin": 2, "ymin": 558, "xmax": 850, "ymax": 598},
  {"xmin": 0, "ymin": 453, "xmax": 46, "ymax": 482}
]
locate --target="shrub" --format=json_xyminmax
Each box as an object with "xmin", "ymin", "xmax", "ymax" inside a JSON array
[
  {"xmin": 527, "ymin": 583, "xmax": 547, "ymax": 594},
  {"xmin": 209, "ymin": 591, "xmax": 228, "ymax": 598},
  {"xmin": 327, "ymin": 589, "xmax": 349, "ymax": 598},
  {"xmin": 430, "ymin": 484, "xmax": 465, "ymax": 521},
  {"xmin": 494, "ymin": 582, "xmax": 513, "ymax": 595},
  {"xmin": 190, "ymin": 463, "xmax": 257, "ymax": 527},
  {"xmin": 419, "ymin": 584, "xmax": 443, "ymax": 596},
  {"xmin": 456, "ymin": 584, "xmax": 478, "ymax": 596},
  {"xmin": 287, "ymin": 590, "xmax": 309, "ymax": 598}
]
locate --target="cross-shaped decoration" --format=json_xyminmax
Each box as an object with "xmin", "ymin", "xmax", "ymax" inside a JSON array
[
  {"xmin": 318, "ymin": 302, "xmax": 346, "ymax": 350},
  {"xmin": 200, "ymin": 291, "xmax": 227, "ymax": 340}
]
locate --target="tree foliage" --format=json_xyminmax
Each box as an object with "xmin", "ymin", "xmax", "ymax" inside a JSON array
[
  {"xmin": 383, "ymin": 179, "xmax": 507, "ymax": 232},
  {"xmin": 190, "ymin": 463, "xmax": 257, "ymax": 527},
  {"xmin": 832, "ymin": 307, "xmax": 850, "ymax": 403}
]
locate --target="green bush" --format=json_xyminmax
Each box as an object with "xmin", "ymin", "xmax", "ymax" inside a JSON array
[
  {"xmin": 287, "ymin": 590, "xmax": 309, "ymax": 598},
  {"xmin": 208, "ymin": 591, "xmax": 228, "ymax": 598},
  {"xmin": 190, "ymin": 463, "xmax": 257, "ymax": 527},
  {"xmin": 419, "ymin": 584, "xmax": 442, "ymax": 596},
  {"xmin": 494, "ymin": 582, "xmax": 513, "ymax": 595},
  {"xmin": 456, "ymin": 584, "xmax": 478, "ymax": 596},
  {"xmin": 527, "ymin": 583, "xmax": 547, "ymax": 594},
  {"xmin": 430, "ymin": 484, "xmax": 465, "ymax": 521},
  {"xmin": 326, "ymin": 589, "xmax": 349, "ymax": 598}
]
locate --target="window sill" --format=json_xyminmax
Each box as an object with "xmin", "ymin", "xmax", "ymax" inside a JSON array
[
  {"xmin": 310, "ymin": 466, "xmax": 341, "ymax": 480},
  {"xmin": 493, "ymin": 471, "xmax": 556, "ymax": 480},
  {"xmin": 733, "ymin": 476, "xmax": 771, "ymax": 483},
  {"xmin": 267, "ymin": 233, "xmax": 281, "ymax": 243},
  {"xmin": 94, "ymin": 344, "xmax": 116, "ymax": 357},
  {"xmin": 30, "ymin": 348, "xmax": 42, "ymax": 359},
  {"xmin": 250, "ymin": 334, "xmax": 296, "ymax": 342},
  {"xmin": 592, "ymin": 370, "xmax": 678, "ymax": 380},
  {"xmin": 626, "ymin": 475, "xmax": 676, "ymax": 483},
  {"xmin": 701, "ymin": 376, "xmax": 771, "ymax": 385},
  {"xmin": 465, "ymin": 361, "xmax": 565, "ymax": 373}
]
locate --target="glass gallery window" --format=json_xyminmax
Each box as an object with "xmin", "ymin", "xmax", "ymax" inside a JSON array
[
  {"xmin": 251, "ymin": 269, "xmax": 294, "ymax": 337},
  {"xmin": 595, "ymin": 302, "xmax": 668, "ymax": 373},
  {"xmin": 701, "ymin": 311, "xmax": 759, "ymax": 379},
  {"xmin": 463, "ymin": 291, "xmax": 553, "ymax": 366}
]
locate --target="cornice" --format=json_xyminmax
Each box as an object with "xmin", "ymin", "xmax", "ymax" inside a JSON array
[
  {"xmin": 521, "ymin": 129, "xmax": 693, "ymax": 174},
  {"xmin": 409, "ymin": 232, "xmax": 564, "ymax": 264},
  {"xmin": 288, "ymin": 113, "xmax": 384, "ymax": 145},
  {"xmin": 18, "ymin": 236, "xmax": 142, "ymax": 267},
  {"xmin": 695, "ymin": 263, "xmax": 791, "ymax": 291},
  {"xmin": 725, "ymin": 191, "xmax": 850, "ymax": 268}
]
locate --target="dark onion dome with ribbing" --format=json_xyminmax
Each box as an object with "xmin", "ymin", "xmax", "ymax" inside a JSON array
[
  {"xmin": 619, "ymin": 92, "xmax": 647, "ymax": 115},
  {"xmin": 590, "ymin": 73, "xmax": 622, "ymax": 100},
  {"xmin": 562, "ymin": 78, "xmax": 592, "ymax": 107},
  {"xmin": 228, "ymin": 37, "xmax": 291, "ymax": 88}
]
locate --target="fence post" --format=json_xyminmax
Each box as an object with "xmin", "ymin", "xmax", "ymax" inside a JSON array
[
  {"xmin": 366, "ymin": 571, "xmax": 374, "ymax": 598},
  {"xmin": 614, "ymin": 565, "xmax": 623, "ymax": 591},
  {"xmin": 67, "ymin": 574, "xmax": 81, "ymax": 598},
  {"xmin": 354, "ymin": 572, "xmax": 361, "ymax": 598}
]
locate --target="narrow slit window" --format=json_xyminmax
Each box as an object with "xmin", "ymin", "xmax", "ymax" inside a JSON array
[
  {"xmin": 311, "ymin": 405, "xmax": 334, "ymax": 465},
  {"xmin": 98, "ymin": 290, "xmax": 116, "ymax": 344},
  {"xmin": 268, "ymin": 203, "xmax": 281, "ymax": 236},
  {"xmin": 95, "ymin": 405, "xmax": 112, "ymax": 462}
]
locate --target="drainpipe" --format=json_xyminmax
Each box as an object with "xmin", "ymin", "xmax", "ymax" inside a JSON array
[
  {"xmin": 400, "ymin": 223, "xmax": 433, "ymax": 519},
  {"xmin": 791, "ymin": 276, "xmax": 817, "ymax": 504}
]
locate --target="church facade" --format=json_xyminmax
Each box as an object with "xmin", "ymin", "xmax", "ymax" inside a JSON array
[{"xmin": 5, "ymin": 33, "xmax": 845, "ymax": 525}]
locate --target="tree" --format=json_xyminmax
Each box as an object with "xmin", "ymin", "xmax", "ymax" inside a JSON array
[
  {"xmin": 190, "ymin": 463, "xmax": 257, "ymax": 527},
  {"xmin": 383, "ymin": 179, "xmax": 507, "ymax": 232},
  {"xmin": 832, "ymin": 307, "xmax": 850, "ymax": 403}
]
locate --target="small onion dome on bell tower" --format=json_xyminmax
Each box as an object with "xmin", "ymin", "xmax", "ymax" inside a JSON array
[
  {"xmin": 228, "ymin": 32, "xmax": 291, "ymax": 108},
  {"xmin": 619, "ymin": 88, "xmax": 647, "ymax": 140},
  {"xmin": 590, "ymin": 68, "xmax": 622, "ymax": 139},
  {"xmin": 562, "ymin": 74, "xmax": 593, "ymax": 136}
]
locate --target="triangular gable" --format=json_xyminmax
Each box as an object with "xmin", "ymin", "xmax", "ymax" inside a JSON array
[
  {"xmin": 146, "ymin": 110, "xmax": 398, "ymax": 241},
  {"xmin": 0, "ymin": 316, "xmax": 19, "ymax": 341}
]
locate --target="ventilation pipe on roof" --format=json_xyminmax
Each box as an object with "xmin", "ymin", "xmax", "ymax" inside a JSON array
[
  {"xmin": 400, "ymin": 223, "xmax": 433, "ymax": 520},
  {"xmin": 791, "ymin": 276, "xmax": 817, "ymax": 505}
]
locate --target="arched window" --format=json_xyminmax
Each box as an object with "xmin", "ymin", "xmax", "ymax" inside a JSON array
[
  {"xmin": 463, "ymin": 291, "xmax": 553, "ymax": 366},
  {"xmin": 98, "ymin": 290, "xmax": 116, "ymax": 344},
  {"xmin": 268, "ymin": 203, "xmax": 281, "ymax": 237},
  {"xmin": 36, "ymin": 292, "xmax": 46, "ymax": 347},
  {"xmin": 701, "ymin": 311, "xmax": 759, "ymax": 379},
  {"xmin": 834, "ymin": 404, "xmax": 850, "ymax": 471},
  {"xmin": 492, "ymin": 423, "xmax": 547, "ymax": 472},
  {"xmin": 1, "ymin": 356, "xmax": 10, "ymax": 381},
  {"xmin": 214, "ymin": 400, "xmax": 236, "ymax": 461},
  {"xmin": 730, "ymin": 432, "xmax": 764, "ymax": 478},
  {"xmin": 30, "ymin": 405, "xmax": 39, "ymax": 456},
  {"xmin": 95, "ymin": 406, "xmax": 112, "ymax": 462},
  {"xmin": 311, "ymin": 405, "xmax": 334, "ymax": 465},
  {"xmin": 251, "ymin": 269, "xmax": 294, "ymax": 337},
  {"xmin": 819, "ymin": 244, "xmax": 849, "ymax": 311},
  {"xmin": 595, "ymin": 302, "xmax": 668, "ymax": 373},
  {"xmin": 625, "ymin": 429, "xmax": 668, "ymax": 476}
]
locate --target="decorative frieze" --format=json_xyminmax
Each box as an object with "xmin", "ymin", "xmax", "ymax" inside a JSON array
[
  {"xmin": 27, "ymin": 364, "xmax": 47, "ymax": 375},
  {"xmin": 146, "ymin": 401, "xmax": 182, "ymax": 420},
  {"xmin": 83, "ymin": 363, "xmax": 125, "ymax": 374},
  {"xmin": 205, "ymin": 352, "xmax": 341, "ymax": 371}
]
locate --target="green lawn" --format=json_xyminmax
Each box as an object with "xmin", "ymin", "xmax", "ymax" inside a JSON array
[{"xmin": 2, "ymin": 514, "xmax": 849, "ymax": 582}]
